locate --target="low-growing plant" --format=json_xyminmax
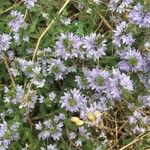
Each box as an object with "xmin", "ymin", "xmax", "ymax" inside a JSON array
[{"xmin": 0, "ymin": 0, "xmax": 150, "ymax": 149}]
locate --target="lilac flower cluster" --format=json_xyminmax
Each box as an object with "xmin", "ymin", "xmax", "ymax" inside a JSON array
[
  {"xmin": 67, "ymin": 126, "xmax": 92, "ymax": 147},
  {"xmin": 113, "ymin": 22, "xmax": 135, "ymax": 47},
  {"xmin": 23, "ymin": 0, "xmax": 38, "ymax": 9},
  {"xmin": 0, "ymin": 34, "xmax": 11, "ymax": 53},
  {"xmin": 47, "ymin": 59, "xmax": 67, "ymax": 80},
  {"xmin": 55, "ymin": 33, "xmax": 107, "ymax": 61},
  {"xmin": 128, "ymin": 3, "xmax": 150, "ymax": 28},
  {"xmin": 1, "ymin": 0, "xmax": 150, "ymax": 149},
  {"xmin": 0, "ymin": 121, "xmax": 20, "ymax": 150},
  {"xmin": 138, "ymin": 94, "xmax": 150, "ymax": 108},
  {"xmin": 106, "ymin": 69, "xmax": 134, "ymax": 100},
  {"xmin": 60, "ymin": 89, "xmax": 87, "ymax": 112},
  {"xmin": 76, "ymin": 68, "xmax": 134, "ymax": 100},
  {"xmin": 80, "ymin": 100, "xmax": 105, "ymax": 125},
  {"xmin": 129, "ymin": 110, "xmax": 149, "ymax": 133},
  {"xmin": 8, "ymin": 11, "xmax": 27, "ymax": 33},
  {"xmin": 118, "ymin": 49, "xmax": 145, "ymax": 72},
  {"xmin": 35, "ymin": 113, "xmax": 65, "ymax": 141},
  {"xmin": 10, "ymin": 58, "xmax": 46, "ymax": 87},
  {"xmin": 31, "ymin": 66, "xmax": 45, "ymax": 88},
  {"xmin": 4, "ymin": 84, "xmax": 37, "ymax": 112},
  {"xmin": 55, "ymin": 33, "xmax": 82, "ymax": 60},
  {"xmin": 40, "ymin": 144, "xmax": 58, "ymax": 150},
  {"xmin": 83, "ymin": 33, "xmax": 107, "ymax": 60},
  {"xmin": 2, "ymin": 28, "xmax": 149, "ymax": 148},
  {"xmin": 84, "ymin": 68, "xmax": 110, "ymax": 92},
  {"xmin": 108, "ymin": 0, "xmax": 133, "ymax": 13}
]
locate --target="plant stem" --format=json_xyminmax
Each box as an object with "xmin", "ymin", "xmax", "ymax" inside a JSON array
[
  {"xmin": 3, "ymin": 56, "xmax": 16, "ymax": 89},
  {"xmin": 0, "ymin": 1, "xmax": 21, "ymax": 15},
  {"xmin": 32, "ymin": 0, "xmax": 71, "ymax": 62},
  {"xmin": 119, "ymin": 131, "xmax": 150, "ymax": 150}
]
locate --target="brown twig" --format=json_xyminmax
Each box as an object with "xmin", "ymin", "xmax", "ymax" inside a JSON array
[
  {"xmin": 115, "ymin": 111, "xmax": 118, "ymax": 142},
  {"xmin": 99, "ymin": 13, "xmax": 113, "ymax": 31},
  {"xmin": 3, "ymin": 56, "xmax": 16, "ymax": 89}
]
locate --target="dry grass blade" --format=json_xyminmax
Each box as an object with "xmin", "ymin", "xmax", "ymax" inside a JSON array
[
  {"xmin": 119, "ymin": 131, "xmax": 150, "ymax": 150},
  {"xmin": 3, "ymin": 56, "xmax": 16, "ymax": 89},
  {"xmin": 99, "ymin": 13, "xmax": 113, "ymax": 31},
  {"xmin": 0, "ymin": 1, "xmax": 22, "ymax": 15},
  {"xmin": 32, "ymin": 0, "xmax": 71, "ymax": 62}
]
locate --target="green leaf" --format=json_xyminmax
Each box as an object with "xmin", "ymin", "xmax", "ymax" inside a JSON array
[
  {"xmin": 9, "ymin": 142, "xmax": 22, "ymax": 150},
  {"xmin": 29, "ymin": 16, "xmax": 39, "ymax": 33}
]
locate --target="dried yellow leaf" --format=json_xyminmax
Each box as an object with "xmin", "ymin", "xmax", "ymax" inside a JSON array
[
  {"xmin": 70, "ymin": 117, "xmax": 80, "ymax": 123},
  {"xmin": 87, "ymin": 112, "xmax": 96, "ymax": 121},
  {"xmin": 76, "ymin": 120, "xmax": 84, "ymax": 126}
]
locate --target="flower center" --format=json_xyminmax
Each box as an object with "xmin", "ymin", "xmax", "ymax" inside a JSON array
[
  {"xmin": 79, "ymin": 44, "xmax": 85, "ymax": 52},
  {"xmin": 63, "ymin": 38, "xmax": 73, "ymax": 51},
  {"xmin": 51, "ymin": 126, "xmax": 57, "ymax": 133},
  {"xmin": 96, "ymin": 76, "xmax": 105, "ymax": 86},
  {"xmin": 69, "ymin": 99, "xmax": 77, "ymax": 107},
  {"xmin": 128, "ymin": 57, "xmax": 138, "ymax": 67},
  {"xmin": 51, "ymin": 65, "xmax": 59, "ymax": 73},
  {"xmin": 82, "ymin": 77, "xmax": 88, "ymax": 85}
]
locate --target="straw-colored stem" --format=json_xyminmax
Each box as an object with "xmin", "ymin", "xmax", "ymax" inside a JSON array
[
  {"xmin": 119, "ymin": 131, "xmax": 150, "ymax": 150},
  {"xmin": 32, "ymin": 0, "xmax": 70, "ymax": 62},
  {"xmin": 3, "ymin": 56, "xmax": 16, "ymax": 89},
  {"xmin": 0, "ymin": 1, "xmax": 21, "ymax": 15}
]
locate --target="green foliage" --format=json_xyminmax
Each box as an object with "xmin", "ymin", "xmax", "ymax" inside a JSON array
[{"xmin": 0, "ymin": 0, "xmax": 150, "ymax": 150}]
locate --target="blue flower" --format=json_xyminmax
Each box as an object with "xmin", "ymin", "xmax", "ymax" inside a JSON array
[
  {"xmin": 23, "ymin": 0, "xmax": 37, "ymax": 9},
  {"xmin": 85, "ymin": 68, "xmax": 110, "ymax": 92},
  {"xmin": 113, "ymin": 22, "xmax": 135, "ymax": 47},
  {"xmin": 118, "ymin": 49, "xmax": 145, "ymax": 72},
  {"xmin": 8, "ymin": 11, "xmax": 27, "ymax": 33},
  {"xmin": 83, "ymin": 33, "xmax": 107, "ymax": 60},
  {"xmin": 106, "ymin": 69, "xmax": 134, "ymax": 100},
  {"xmin": 0, "ymin": 34, "xmax": 11, "ymax": 53},
  {"xmin": 128, "ymin": 3, "xmax": 150, "ymax": 27},
  {"xmin": 60, "ymin": 89, "xmax": 87, "ymax": 112},
  {"xmin": 47, "ymin": 59, "xmax": 66, "ymax": 80},
  {"xmin": 55, "ymin": 33, "xmax": 82, "ymax": 60}
]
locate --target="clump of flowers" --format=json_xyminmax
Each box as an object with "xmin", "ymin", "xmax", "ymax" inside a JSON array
[
  {"xmin": 84, "ymin": 67, "xmax": 110, "ymax": 92},
  {"xmin": 23, "ymin": 0, "xmax": 38, "ymax": 9},
  {"xmin": 109, "ymin": 0, "xmax": 133, "ymax": 13},
  {"xmin": 106, "ymin": 69, "xmax": 134, "ymax": 100},
  {"xmin": 8, "ymin": 11, "xmax": 27, "ymax": 33},
  {"xmin": 60, "ymin": 89, "xmax": 87, "ymax": 112},
  {"xmin": 47, "ymin": 59, "xmax": 67, "ymax": 80},
  {"xmin": 35, "ymin": 113, "xmax": 65, "ymax": 141},
  {"xmin": 118, "ymin": 49, "xmax": 145, "ymax": 72},
  {"xmin": 113, "ymin": 22, "xmax": 135, "ymax": 47},
  {"xmin": 0, "ymin": 0, "xmax": 150, "ymax": 149},
  {"xmin": 55, "ymin": 33, "xmax": 82, "ymax": 60},
  {"xmin": 129, "ymin": 3, "xmax": 150, "ymax": 27},
  {"xmin": 129, "ymin": 110, "xmax": 149, "ymax": 133},
  {"xmin": 0, "ymin": 120, "xmax": 20, "ymax": 150},
  {"xmin": 83, "ymin": 33, "xmax": 107, "ymax": 60},
  {"xmin": 0, "ymin": 34, "xmax": 11, "ymax": 53}
]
